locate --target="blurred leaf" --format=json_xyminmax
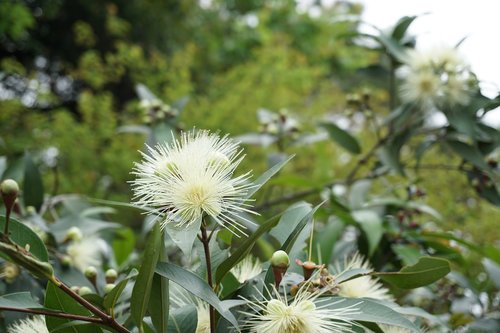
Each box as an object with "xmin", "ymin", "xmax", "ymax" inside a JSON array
[
  {"xmin": 246, "ymin": 154, "xmax": 294, "ymax": 199},
  {"xmin": 447, "ymin": 140, "xmax": 489, "ymax": 170},
  {"xmin": 392, "ymin": 244, "xmax": 421, "ymax": 266},
  {"xmin": 320, "ymin": 122, "xmax": 361, "ymax": 154},
  {"xmin": 269, "ymin": 202, "xmax": 312, "ymax": 244},
  {"xmin": 112, "ymin": 228, "xmax": 135, "ymax": 267},
  {"xmin": 353, "ymin": 210, "xmax": 383, "ymax": 256},
  {"xmin": 156, "ymin": 263, "xmax": 238, "ymax": 328},
  {"xmin": 167, "ymin": 306, "xmax": 197, "ymax": 333},
  {"xmin": 0, "ymin": 215, "xmax": 48, "ymax": 261},
  {"xmin": 482, "ymin": 259, "xmax": 500, "ymax": 289},
  {"xmin": 349, "ymin": 179, "xmax": 372, "ymax": 209},
  {"xmin": 0, "ymin": 292, "xmax": 44, "ymax": 309},
  {"xmin": 391, "ymin": 16, "xmax": 417, "ymax": 41},
  {"xmin": 103, "ymin": 268, "xmax": 138, "ymax": 311},
  {"xmin": 23, "ymin": 152, "xmax": 44, "ymax": 211},
  {"xmin": 149, "ymin": 273, "xmax": 169, "ymax": 333},
  {"xmin": 131, "ymin": 223, "xmax": 162, "ymax": 330},
  {"xmin": 116, "ymin": 125, "xmax": 151, "ymax": 135},
  {"xmin": 45, "ymin": 282, "xmax": 102, "ymax": 333},
  {"xmin": 375, "ymin": 257, "xmax": 450, "ymax": 289},
  {"xmin": 313, "ymin": 217, "xmax": 344, "ymax": 265}
]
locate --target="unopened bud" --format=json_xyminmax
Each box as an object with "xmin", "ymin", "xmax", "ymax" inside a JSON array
[
  {"xmin": 61, "ymin": 255, "xmax": 72, "ymax": 267},
  {"xmin": 104, "ymin": 283, "xmax": 116, "ymax": 294},
  {"xmin": 85, "ymin": 266, "xmax": 97, "ymax": 279},
  {"xmin": 78, "ymin": 286, "xmax": 92, "ymax": 296},
  {"xmin": 270, "ymin": 250, "xmax": 289, "ymax": 288},
  {"xmin": 1, "ymin": 179, "xmax": 19, "ymax": 212},
  {"xmin": 70, "ymin": 286, "xmax": 80, "ymax": 293},
  {"xmin": 105, "ymin": 269, "xmax": 118, "ymax": 284},
  {"xmin": 65, "ymin": 227, "xmax": 82, "ymax": 242}
]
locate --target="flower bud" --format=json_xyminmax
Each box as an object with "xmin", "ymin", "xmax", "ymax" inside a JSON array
[
  {"xmin": 78, "ymin": 286, "xmax": 92, "ymax": 296},
  {"xmin": 104, "ymin": 283, "xmax": 116, "ymax": 294},
  {"xmin": 105, "ymin": 268, "xmax": 118, "ymax": 284},
  {"xmin": 84, "ymin": 266, "xmax": 97, "ymax": 286},
  {"xmin": 65, "ymin": 227, "xmax": 82, "ymax": 242},
  {"xmin": 1, "ymin": 179, "xmax": 19, "ymax": 212},
  {"xmin": 70, "ymin": 286, "xmax": 80, "ymax": 293},
  {"xmin": 270, "ymin": 250, "xmax": 289, "ymax": 288},
  {"xmin": 61, "ymin": 255, "xmax": 72, "ymax": 267}
]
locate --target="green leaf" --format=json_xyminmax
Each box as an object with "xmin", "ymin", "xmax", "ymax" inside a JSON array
[
  {"xmin": 246, "ymin": 154, "xmax": 294, "ymax": 199},
  {"xmin": 320, "ymin": 122, "xmax": 361, "ymax": 154},
  {"xmin": 353, "ymin": 210, "xmax": 383, "ymax": 256},
  {"xmin": 264, "ymin": 203, "xmax": 323, "ymax": 290},
  {"xmin": 45, "ymin": 282, "xmax": 102, "ymax": 333},
  {"xmin": 375, "ymin": 257, "xmax": 450, "ymax": 289},
  {"xmin": 0, "ymin": 292, "xmax": 44, "ymax": 309},
  {"xmin": 103, "ymin": 268, "xmax": 138, "ymax": 311},
  {"xmin": 155, "ymin": 262, "xmax": 239, "ymax": 328},
  {"xmin": 392, "ymin": 244, "xmax": 422, "ymax": 266},
  {"xmin": 269, "ymin": 202, "xmax": 312, "ymax": 245},
  {"xmin": 312, "ymin": 218, "xmax": 344, "ymax": 265},
  {"xmin": 391, "ymin": 15, "xmax": 417, "ymax": 41},
  {"xmin": 215, "ymin": 214, "xmax": 280, "ymax": 285},
  {"xmin": 23, "ymin": 152, "xmax": 44, "ymax": 211},
  {"xmin": 447, "ymin": 140, "xmax": 489, "ymax": 170},
  {"xmin": 322, "ymin": 297, "xmax": 421, "ymax": 332},
  {"xmin": 131, "ymin": 222, "xmax": 162, "ymax": 330},
  {"xmin": 148, "ymin": 273, "xmax": 169, "ymax": 333},
  {"xmin": 167, "ymin": 306, "xmax": 197, "ymax": 333},
  {"xmin": 164, "ymin": 216, "xmax": 201, "ymax": 257},
  {"xmin": 483, "ymin": 259, "xmax": 500, "ymax": 289},
  {"xmin": 112, "ymin": 228, "xmax": 135, "ymax": 267},
  {"xmin": 0, "ymin": 215, "xmax": 48, "ymax": 261}
]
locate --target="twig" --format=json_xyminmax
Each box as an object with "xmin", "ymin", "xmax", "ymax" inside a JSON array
[
  {"xmin": 200, "ymin": 224, "xmax": 216, "ymax": 333},
  {"xmin": 0, "ymin": 306, "xmax": 103, "ymax": 324}
]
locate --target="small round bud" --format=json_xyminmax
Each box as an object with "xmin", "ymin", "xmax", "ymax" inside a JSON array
[
  {"xmin": 104, "ymin": 283, "xmax": 116, "ymax": 294},
  {"xmin": 78, "ymin": 286, "xmax": 92, "ymax": 296},
  {"xmin": 105, "ymin": 269, "xmax": 118, "ymax": 284},
  {"xmin": 84, "ymin": 266, "xmax": 97, "ymax": 279},
  {"xmin": 61, "ymin": 255, "xmax": 72, "ymax": 267},
  {"xmin": 0, "ymin": 179, "xmax": 19, "ymax": 196},
  {"xmin": 70, "ymin": 286, "xmax": 80, "ymax": 293},
  {"xmin": 270, "ymin": 250, "xmax": 289, "ymax": 268},
  {"xmin": 65, "ymin": 227, "xmax": 82, "ymax": 242},
  {"xmin": 26, "ymin": 206, "xmax": 36, "ymax": 214}
]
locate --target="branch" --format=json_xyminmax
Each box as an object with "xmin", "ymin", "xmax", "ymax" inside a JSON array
[{"xmin": 0, "ymin": 306, "xmax": 103, "ymax": 324}]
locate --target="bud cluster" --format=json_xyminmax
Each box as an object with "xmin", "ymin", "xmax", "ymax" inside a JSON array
[{"xmin": 140, "ymin": 99, "xmax": 178, "ymax": 124}]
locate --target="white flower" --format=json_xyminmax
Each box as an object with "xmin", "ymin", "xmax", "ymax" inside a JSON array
[
  {"xmin": 241, "ymin": 285, "xmax": 360, "ymax": 333},
  {"xmin": 66, "ymin": 236, "xmax": 105, "ymax": 272},
  {"xmin": 230, "ymin": 256, "xmax": 262, "ymax": 283},
  {"xmin": 170, "ymin": 283, "xmax": 210, "ymax": 333},
  {"xmin": 8, "ymin": 316, "xmax": 48, "ymax": 333},
  {"xmin": 131, "ymin": 130, "xmax": 255, "ymax": 235},
  {"xmin": 335, "ymin": 253, "xmax": 393, "ymax": 301},
  {"xmin": 400, "ymin": 45, "xmax": 473, "ymax": 107}
]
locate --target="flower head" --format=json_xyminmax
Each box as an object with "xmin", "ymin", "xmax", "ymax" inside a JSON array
[
  {"xmin": 230, "ymin": 256, "xmax": 262, "ymax": 283},
  {"xmin": 241, "ymin": 285, "xmax": 360, "ymax": 333},
  {"xmin": 335, "ymin": 253, "xmax": 393, "ymax": 301},
  {"xmin": 66, "ymin": 236, "xmax": 105, "ymax": 272},
  {"xmin": 400, "ymin": 45, "xmax": 474, "ymax": 107},
  {"xmin": 8, "ymin": 316, "xmax": 48, "ymax": 333},
  {"xmin": 131, "ymin": 130, "xmax": 255, "ymax": 235}
]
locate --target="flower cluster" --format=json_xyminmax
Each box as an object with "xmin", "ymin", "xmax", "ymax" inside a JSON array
[
  {"xmin": 131, "ymin": 130, "xmax": 255, "ymax": 234},
  {"xmin": 399, "ymin": 45, "xmax": 475, "ymax": 108}
]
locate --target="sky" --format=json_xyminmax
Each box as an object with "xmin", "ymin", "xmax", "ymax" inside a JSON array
[{"xmin": 359, "ymin": 0, "xmax": 500, "ymax": 125}]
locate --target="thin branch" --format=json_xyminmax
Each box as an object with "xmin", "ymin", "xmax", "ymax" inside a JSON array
[{"xmin": 200, "ymin": 224, "xmax": 216, "ymax": 333}]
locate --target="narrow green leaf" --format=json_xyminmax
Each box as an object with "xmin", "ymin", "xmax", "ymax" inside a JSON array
[
  {"xmin": 353, "ymin": 210, "xmax": 383, "ymax": 256},
  {"xmin": 246, "ymin": 154, "xmax": 294, "ymax": 199},
  {"xmin": 45, "ymin": 282, "xmax": 102, "ymax": 333},
  {"xmin": 131, "ymin": 223, "xmax": 162, "ymax": 330},
  {"xmin": 103, "ymin": 268, "xmax": 138, "ymax": 311},
  {"xmin": 375, "ymin": 257, "xmax": 450, "ymax": 289},
  {"xmin": 312, "ymin": 217, "xmax": 344, "ymax": 265},
  {"xmin": 148, "ymin": 273, "xmax": 169, "ymax": 333},
  {"xmin": 320, "ymin": 122, "xmax": 361, "ymax": 154},
  {"xmin": 269, "ymin": 202, "xmax": 312, "ymax": 245},
  {"xmin": 23, "ymin": 152, "xmax": 44, "ymax": 211},
  {"xmin": 0, "ymin": 215, "xmax": 48, "ymax": 261},
  {"xmin": 156, "ymin": 263, "xmax": 239, "ymax": 328},
  {"xmin": 215, "ymin": 214, "xmax": 280, "ymax": 285},
  {"xmin": 391, "ymin": 16, "xmax": 417, "ymax": 41},
  {"xmin": 447, "ymin": 140, "xmax": 489, "ymax": 170}
]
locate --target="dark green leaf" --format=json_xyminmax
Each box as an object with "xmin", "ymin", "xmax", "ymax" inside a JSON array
[
  {"xmin": 0, "ymin": 292, "xmax": 44, "ymax": 309},
  {"xmin": 352, "ymin": 210, "xmax": 383, "ymax": 256},
  {"xmin": 45, "ymin": 282, "xmax": 102, "ymax": 333},
  {"xmin": 156, "ymin": 262, "xmax": 239, "ymax": 328},
  {"xmin": 375, "ymin": 257, "xmax": 450, "ymax": 289},
  {"xmin": 269, "ymin": 202, "xmax": 312, "ymax": 245},
  {"xmin": 112, "ymin": 228, "xmax": 135, "ymax": 267},
  {"xmin": 320, "ymin": 122, "xmax": 361, "ymax": 154},
  {"xmin": 131, "ymin": 223, "xmax": 162, "ymax": 330},
  {"xmin": 391, "ymin": 16, "xmax": 417, "ymax": 41},
  {"xmin": 149, "ymin": 273, "xmax": 169, "ymax": 333},
  {"xmin": 0, "ymin": 215, "xmax": 48, "ymax": 261},
  {"xmin": 312, "ymin": 218, "xmax": 344, "ymax": 265},
  {"xmin": 167, "ymin": 306, "xmax": 197, "ymax": 333},
  {"xmin": 23, "ymin": 152, "xmax": 44, "ymax": 211},
  {"xmin": 447, "ymin": 140, "xmax": 489, "ymax": 170}
]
